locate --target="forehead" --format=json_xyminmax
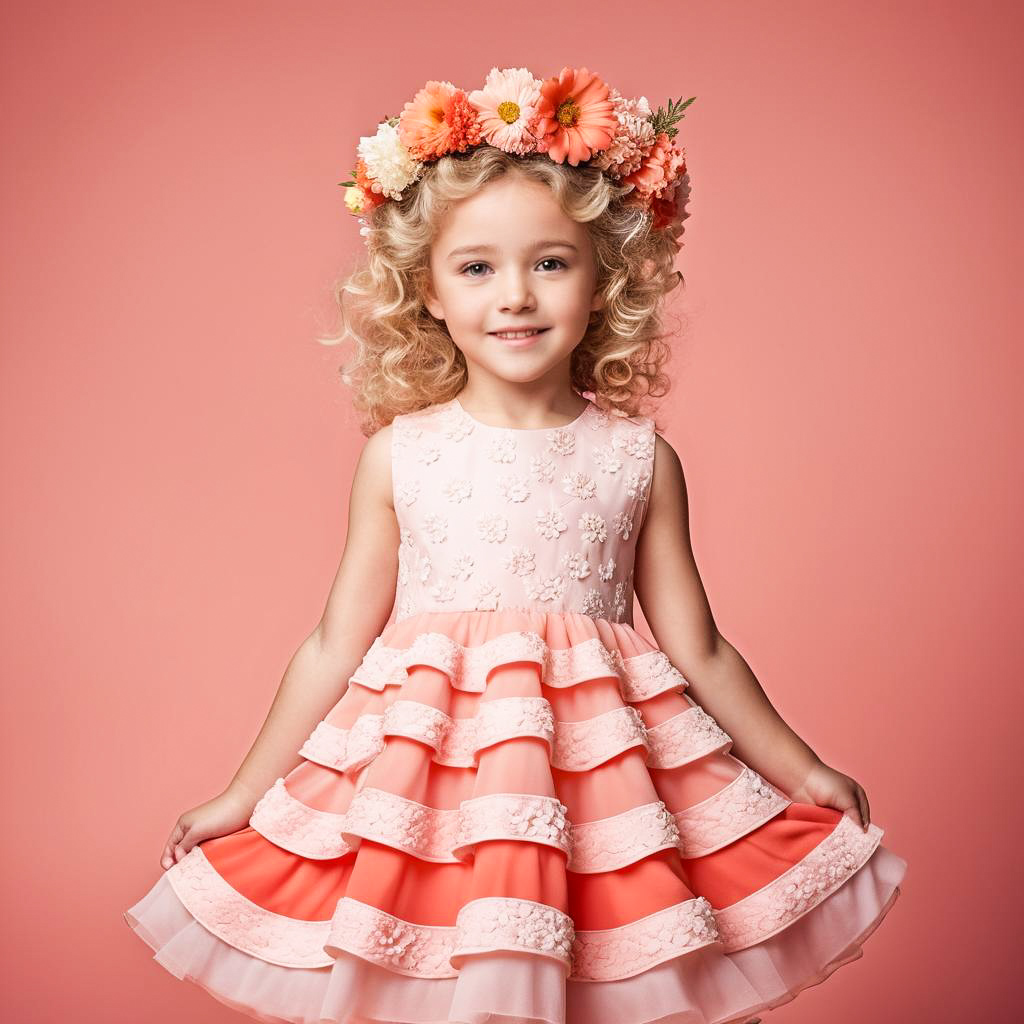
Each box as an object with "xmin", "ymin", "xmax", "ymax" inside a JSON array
[{"xmin": 433, "ymin": 175, "xmax": 587, "ymax": 251}]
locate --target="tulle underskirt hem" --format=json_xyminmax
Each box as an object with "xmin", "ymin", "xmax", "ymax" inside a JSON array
[{"xmin": 124, "ymin": 843, "xmax": 905, "ymax": 1024}]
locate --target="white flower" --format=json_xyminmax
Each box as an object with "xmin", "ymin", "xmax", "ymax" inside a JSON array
[
  {"xmin": 594, "ymin": 444, "xmax": 623, "ymax": 474},
  {"xmin": 474, "ymin": 582, "xmax": 501, "ymax": 610},
  {"xmin": 476, "ymin": 513, "xmax": 509, "ymax": 543},
  {"xmin": 416, "ymin": 442, "xmax": 441, "ymax": 464},
  {"xmin": 530, "ymin": 453, "xmax": 556, "ymax": 483},
  {"xmin": 488, "ymin": 433, "xmax": 517, "ymax": 463},
  {"xmin": 498, "ymin": 474, "xmax": 531, "ymax": 502},
  {"xmin": 561, "ymin": 471, "xmax": 596, "ymax": 500},
  {"xmin": 397, "ymin": 480, "xmax": 420, "ymax": 507},
  {"xmin": 423, "ymin": 513, "xmax": 448, "ymax": 543},
  {"xmin": 579, "ymin": 588, "xmax": 606, "ymax": 616},
  {"xmin": 611, "ymin": 510, "xmax": 634, "ymax": 539},
  {"xmin": 598, "ymin": 557, "xmax": 616, "ymax": 582},
  {"xmin": 418, "ymin": 555, "xmax": 432, "ymax": 583},
  {"xmin": 625, "ymin": 470, "xmax": 651, "ymax": 500},
  {"xmin": 527, "ymin": 574, "xmax": 567, "ymax": 601},
  {"xmin": 622, "ymin": 428, "xmax": 655, "ymax": 461},
  {"xmin": 450, "ymin": 554, "xmax": 475, "ymax": 580},
  {"xmin": 357, "ymin": 120, "xmax": 423, "ymax": 200},
  {"xmin": 546, "ymin": 428, "xmax": 576, "ymax": 456},
  {"xmin": 430, "ymin": 580, "xmax": 456, "ymax": 602},
  {"xmin": 560, "ymin": 552, "xmax": 591, "ymax": 580},
  {"xmin": 439, "ymin": 408, "xmax": 474, "ymax": 441},
  {"xmin": 442, "ymin": 477, "xmax": 473, "ymax": 502},
  {"xmin": 578, "ymin": 512, "xmax": 607, "ymax": 543},
  {"xmin": 503, "ymin": 546, "xmax": 536, "ymax": 577},
  {"xmin": 535, "ymin": 508, "xmax": 568, "ymax": 540}
]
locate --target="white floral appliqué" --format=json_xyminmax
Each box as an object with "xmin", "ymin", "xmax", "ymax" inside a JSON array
[
  {"xmin": 442, "ymin": 477, "xmax": 473, "ymax": 502},
  {"xmin": 397, "ymin": 479, "xmax": 420, "ymax": 507},
  {"xmin": 546, "ymin": 429, "xmax": 576, "ymax": 456},
  {"xmin": 503, "ymin": 546, "xmax": 536, "ymax": 577},
  {"xmin": 474, "ymin": 582, "xmax": 501, "ymax": 610},
  {"xmin": 535, "ymin": 508, "xmax": 568, "ymax": 540},
  {"xmin": 560, "ymin": 552, "xmax": 591, "ymax": 580},
  {"xmin": 487, "ymin": 433, "xmax": 517, "ymax": 464},
  {"xmin": 527, "ymin": 574, "xmax": 568, "ymax": 601},
  {"xmin": 578, "ymin": 512, "xmax": 607, "ymax": 543},
  {"xmin": 498, "ymin": 474, "xmax": 531, "ymax": 503},
  {"xmin": 450, "ymin": 554, "xmax": 475, "ymax": 580},
  {"xmin": 423, "ymin": 513, "xmax": 448, "ymax": 543},
  {"xmin": 530, "ymin": 453, "xmax": 556, "ymax": 483},
  {"xmin": 611, "ymin": 510, "xmax": 634, "ymax": 540},
  {"xmin": 561, "ymin": 471, "xmax": 596, "ymax": 500},
  {"xmin": 476, "ymin": 513, "xmax": 509, "ymax": 543}
]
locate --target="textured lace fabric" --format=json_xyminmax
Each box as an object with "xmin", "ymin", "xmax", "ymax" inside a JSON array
[{"xmin": 391, "ymin": 397, "xmax": 655, "ymax": 623}]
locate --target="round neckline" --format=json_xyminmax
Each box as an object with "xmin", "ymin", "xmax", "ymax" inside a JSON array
[{"xmin": 452, "ymin": 395, "xmax": 591, "ymax": 432}]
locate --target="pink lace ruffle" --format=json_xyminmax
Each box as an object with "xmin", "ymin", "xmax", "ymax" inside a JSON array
[
  {"xmin": 159, "ymin": 812, "xmax": 885, "ymax": 979},
  {"xmin": 249, "ymin": 763, "xmax": 790, "ymax": 867},
  {"xmin": 299, "ymin": 698, "xmax": 731, "ymax": 776},
  {"xmin": 350, "ymin": 630, "xmax": 687, "ymax": 700}
]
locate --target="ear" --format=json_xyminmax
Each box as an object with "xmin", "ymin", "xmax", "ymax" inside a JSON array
[
  {"xmin": 423, "ymin": 277, "xmax": 445, "ymax": 321},
  {"xmin": 590, "ymin": 287, "xmax": 605, "ymax": 313}
]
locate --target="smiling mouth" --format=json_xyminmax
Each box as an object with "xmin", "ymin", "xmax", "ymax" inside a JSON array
[{"xmin": 490, "ymin": 328, "xmax": 549, "ymax": 340}]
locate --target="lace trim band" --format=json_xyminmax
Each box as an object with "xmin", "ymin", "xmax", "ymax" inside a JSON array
[
  {"xmin": 167, "ymin": 814, "xmax": 881, "ymax": 976},
  {"xmin": 299, "ymin": 699, "xmax": 731, "ymax": 776},
  {"xmin": 349, "ymin": 630, "xmax": 688, "ymax": 701},
  {"xmin": 249, "ymin": 765, "xmax": 791, "ymax": 866}
]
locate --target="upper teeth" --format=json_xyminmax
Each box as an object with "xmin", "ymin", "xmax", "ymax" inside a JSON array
[{"xmin": 495, "ymin": 329, "xmax": 541, "ymax": 339}]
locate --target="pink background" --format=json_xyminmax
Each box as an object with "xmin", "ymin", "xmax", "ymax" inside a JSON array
[{"xmin": 2, "ymin": 1, "xmax": 1019, "ymax": 1020}]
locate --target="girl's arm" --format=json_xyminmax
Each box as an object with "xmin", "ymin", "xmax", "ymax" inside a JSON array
[
  {"xmin": 162, "ymin": 425, "xmax": 400, "ymax": 867},
  {"xmin": 634, "ymin": 434, "xmax": 867, "ymax": 826}
]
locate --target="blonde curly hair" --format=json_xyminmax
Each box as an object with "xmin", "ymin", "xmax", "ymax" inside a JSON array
[{"xmin": 318, "ymin": 145, "xmax": 690, "ymax": 436}]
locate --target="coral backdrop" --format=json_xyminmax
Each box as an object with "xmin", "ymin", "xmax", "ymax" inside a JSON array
[{"xmin": 1, "ymin": 1, "xmax": 1019, "ymax": 1022}]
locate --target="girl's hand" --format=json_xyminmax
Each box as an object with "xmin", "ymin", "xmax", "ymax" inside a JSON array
[
  {"xmin": 788, "ymin": 761, "xmax": 872, "ymax": 831},
  {"xmin": 160, "ymin": 786, "xmax": 258, "ymax": 870}
]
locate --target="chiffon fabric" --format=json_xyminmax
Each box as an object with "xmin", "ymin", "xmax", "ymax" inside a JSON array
[{"xmin": 124, "ymin": 396, "xmax": 907, "ymax": 1024}]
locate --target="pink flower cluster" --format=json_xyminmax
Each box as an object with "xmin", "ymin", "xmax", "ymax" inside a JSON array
[{"xmin": 341, "ymin": 66, "xmax": 694, "ymax": 234}]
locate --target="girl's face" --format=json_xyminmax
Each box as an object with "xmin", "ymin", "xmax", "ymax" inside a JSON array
[{"xmin": 424, "ymin": 174, "xmax": 603, "ymax": 388}]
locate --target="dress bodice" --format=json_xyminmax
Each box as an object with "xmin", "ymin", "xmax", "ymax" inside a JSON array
[{"xmin": 390, "ymin": 396, "xmax": 655, "ymax": 625}]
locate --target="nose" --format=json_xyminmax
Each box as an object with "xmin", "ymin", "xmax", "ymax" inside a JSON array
[{"xmin": 498, "ymin": 268, "xmax": 536, "ymax": 313}]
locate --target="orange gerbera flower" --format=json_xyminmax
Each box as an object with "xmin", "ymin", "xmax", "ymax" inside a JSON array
[
  {"xmin": 398, "ymin": 80, "xmax": 483, "ymax": 161},
  {"xmin": 533, "ymin": 67, "xmax": 617, "ymax": 166}
]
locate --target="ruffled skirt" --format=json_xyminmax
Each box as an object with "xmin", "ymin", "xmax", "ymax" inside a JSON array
[{"xmin": 124, "ymin": 609, "xmax": 907, "ymax": 1024}]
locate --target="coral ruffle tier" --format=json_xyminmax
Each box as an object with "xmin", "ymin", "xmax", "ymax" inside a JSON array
[{"xmin": 124, "ymin": 609, "xmax": 906, "ymax": 1024}]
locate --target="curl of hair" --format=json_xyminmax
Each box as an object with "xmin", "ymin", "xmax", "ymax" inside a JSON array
[{"xmin": 317, "ymin": 146, "xmax": 690, "ymax": 436}]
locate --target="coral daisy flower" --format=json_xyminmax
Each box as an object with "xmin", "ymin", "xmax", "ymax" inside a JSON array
[
  {"xmin": 468, "ymin": 67, "xmax": 543, "ymax": 155},
  {"xmin": 398, "ymin": 80, "xmax": 483, "ymax": 162},
  {"xmin": 533, "ymin": 66, "xmax": 617, "ymax": 166}
]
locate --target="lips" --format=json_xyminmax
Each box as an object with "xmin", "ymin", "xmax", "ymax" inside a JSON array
[{"xmin": 490, "ymin": 328, "xmax": 549, "ymax": 338}]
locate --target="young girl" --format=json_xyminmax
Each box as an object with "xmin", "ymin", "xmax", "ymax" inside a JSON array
[{"xmin": 124, "ymin": 66, "xmax": 907, "ymax": 1024}]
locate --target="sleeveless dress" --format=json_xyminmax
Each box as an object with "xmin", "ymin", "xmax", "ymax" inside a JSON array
[{"xmin": 123, "ymin": 394, "xmax": 907, "ymax": 1024}]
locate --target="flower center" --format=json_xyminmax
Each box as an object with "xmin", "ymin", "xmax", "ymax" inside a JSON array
[
  {"xmin": 556, "ymin": 98, "xmax": 580, "ymax": 128},
  {"xmin": 497, "ymin": 100, "xmax": 520, "ymax": 124}
]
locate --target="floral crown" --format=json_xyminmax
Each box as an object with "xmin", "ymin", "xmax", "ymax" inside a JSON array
[{"xmin": 339, "ymin": 66, "xmax": 695, "ymax": 241}]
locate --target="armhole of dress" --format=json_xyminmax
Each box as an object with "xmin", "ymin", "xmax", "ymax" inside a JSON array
[
  {"xmin": 390, "ymin": 414, "xmax": 400, "ymax": 515},
  {"xmin": 632, "ymin": 416, "xmax": 656, "ymax": 536}
]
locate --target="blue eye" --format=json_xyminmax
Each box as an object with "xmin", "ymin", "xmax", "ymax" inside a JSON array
[{"xmin": 459, "ymin": 258, "xmax": 566, "ymax": 277}]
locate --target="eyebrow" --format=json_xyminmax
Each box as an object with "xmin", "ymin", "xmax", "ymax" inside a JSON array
[{"xmin": 445, "ymin": 240, "xmax": 579, "ymax": 261}]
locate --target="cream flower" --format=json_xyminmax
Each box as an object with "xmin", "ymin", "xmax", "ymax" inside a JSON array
[{"xmin": 356, "ymin": 120, "xmax": 423, "ymax": 201}]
